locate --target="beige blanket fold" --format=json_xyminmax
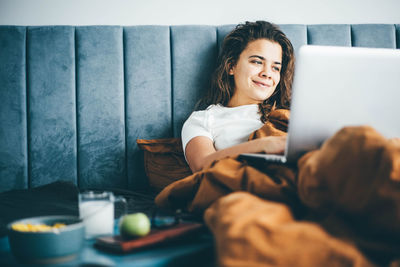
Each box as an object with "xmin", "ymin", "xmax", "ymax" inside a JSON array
[{"xmin": 155, "ymin": 109, "xmax": 400, "ymax": 266}]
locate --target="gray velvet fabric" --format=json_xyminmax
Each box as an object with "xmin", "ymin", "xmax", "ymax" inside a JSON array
[
  {"xmin": 76, "ymin": 26, "xmax": 126, "ymax": 189},
  {"xmin": 27, "ymin": 26, "xmax": 77, "ymax": 188},
  {"xmin": 171, "ymin": 26, "xmax": 218, "ymax": 137},
  {"xmin": 0, "ymin": 24, "xmax": 399, "ymax": 192},
  {"xmin": 308, "ymin": 24, "xmax": 351, "ymax": 46},
  {"xmin": 351, "ymin": 24, "xmax": 396, "ymax": 48},
  {"xmin": 124, "ymin": 26, "xmax": 172, "ymax": 189},
  {"xmin": 279, "ymin": 24, "xmax": 308, "ymax": 52},
  {"xmin": 217, "ymin": 25, "xmax": 235, "ymax": 53},
  {"xmin": 0, "ymin": 26, "xmax": 27, "ymax": 192}
]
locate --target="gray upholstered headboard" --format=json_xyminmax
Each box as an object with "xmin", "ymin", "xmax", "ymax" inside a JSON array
[{"xmin": 1, "ymin": 24, "xmax": 399, "ymax": 193}]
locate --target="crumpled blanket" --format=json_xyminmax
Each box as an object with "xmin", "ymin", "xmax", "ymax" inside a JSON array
[{"xmin": 155, "ymin": 109, "xmax": 400, "ymax": 266}]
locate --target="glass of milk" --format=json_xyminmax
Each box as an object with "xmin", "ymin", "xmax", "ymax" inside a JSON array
[{"xmin": 79, "ymin": 191, "xmax": 127, "ymax": 239}]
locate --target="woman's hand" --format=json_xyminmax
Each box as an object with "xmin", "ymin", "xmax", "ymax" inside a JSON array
[{"xmin": 260, "ymin": 136, "xmax": 287, "ymax": 155}]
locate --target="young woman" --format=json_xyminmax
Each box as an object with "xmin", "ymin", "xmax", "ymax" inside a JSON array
[{"xmin": 182, "ymin": 21, "xmax": 295, "ymax": 173}]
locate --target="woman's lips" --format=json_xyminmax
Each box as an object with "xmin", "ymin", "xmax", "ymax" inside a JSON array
[{"xmin": 253, "ymin": 80, "xmax": 271, "ymax": 87}]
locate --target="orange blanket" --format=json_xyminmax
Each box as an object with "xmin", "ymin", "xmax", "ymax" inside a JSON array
[{"xmin": 155, "ymin": 110, "xmax": 400, "ymax": 266}]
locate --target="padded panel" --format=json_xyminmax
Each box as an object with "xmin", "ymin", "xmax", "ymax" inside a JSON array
[
  {"xmin": 307, "ymin": 24, "xmax": 351, "ymax": 46},
  {"xmin": 279, "ymin": 24, "xmax": 307, "ymax": 53},
  {"xmin": 124, "ymin": 26, "xmax": 171, "ymax": 189},
  {"xmin": 0, "ymin": 26, "xmax": 28, "ymax": 192},
  {"xmin": 171, "ymin": 26, "xmax": 218, "ymax": 137},
  {"xmin": 76, "ymin": 26, "xmax": 126, "ymax": 189},
  {"xmin": 217, "ymin": 25, "xmax": 235, "ymax": 53},
  {"xmin": 351, "ymin": 24, "xmax": 396, "ymax": 48},
  {"xmin": 27, "ymin": 26, "xmax": 77, "ymax": 188}
]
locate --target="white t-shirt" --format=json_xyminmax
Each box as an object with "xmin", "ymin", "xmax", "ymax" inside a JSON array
[{"xmin": 181, "ymin": 104, "xmax": 264, "ymax": 155}]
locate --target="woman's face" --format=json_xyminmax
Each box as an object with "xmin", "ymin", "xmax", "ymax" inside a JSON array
[{"xmin": 228, "ymin": 39, "xmax": 282, "ymax": 107}]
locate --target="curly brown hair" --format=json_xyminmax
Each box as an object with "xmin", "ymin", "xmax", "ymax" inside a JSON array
[{"xmin": 200, "ymin": 21, "xmax": 295, "ymax": 123}]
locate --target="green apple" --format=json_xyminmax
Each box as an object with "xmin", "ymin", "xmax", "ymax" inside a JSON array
[{"xmin": 119, "ymin": 213, "xmax": 151, "ymax": 238}]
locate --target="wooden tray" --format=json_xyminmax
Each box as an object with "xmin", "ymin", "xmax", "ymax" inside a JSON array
[{"xmin": 95, "ymin": 222, "xmax": 205, "ymax": 253}]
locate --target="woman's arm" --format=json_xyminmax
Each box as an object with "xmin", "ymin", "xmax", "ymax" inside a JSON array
[{"xmin": 185, "ymin": 135, "xmax": 287, "ymax": 173}]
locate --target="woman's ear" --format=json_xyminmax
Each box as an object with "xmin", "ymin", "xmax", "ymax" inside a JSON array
[
  {"xmin": 228, "ymin": 65, "xmax": 235, "ymax": 75},
  {"xmin": 227, "ymin": 61, "xmax": 235, "ymax": 75}
]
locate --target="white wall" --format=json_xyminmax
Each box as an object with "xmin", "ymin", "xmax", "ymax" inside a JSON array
[{"xmin": 0, "ymin": 0, "xmax": 399, "ymax": 26}]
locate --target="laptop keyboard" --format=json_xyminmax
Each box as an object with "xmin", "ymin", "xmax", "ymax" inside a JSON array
[{"xmin": 239, "ymin": 153, "xmax": 287, "ymax": 163}]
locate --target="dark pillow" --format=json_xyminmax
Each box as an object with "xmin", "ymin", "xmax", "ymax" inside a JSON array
[{"xmin": 137, "ymin": 138, "xmax": 192, "ymax": 192}]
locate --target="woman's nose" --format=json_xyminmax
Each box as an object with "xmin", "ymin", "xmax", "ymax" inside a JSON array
[{"xmin": 260, "ymin": 66, "xmax": 272, "ymax": 78}]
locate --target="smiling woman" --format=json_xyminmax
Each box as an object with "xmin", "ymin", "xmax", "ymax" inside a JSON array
[
  {"xmin": 182, "ymin": 21, "xmax": 295, "ymax": 172},
  {"xmin": 228, "ymin": 39, "xmax": 282, "ymax": 107}
]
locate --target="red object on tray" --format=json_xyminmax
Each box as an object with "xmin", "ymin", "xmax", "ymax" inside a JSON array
[{"xmin": 95, "ymin": 222, "xmax": 205, "ymax": 253}]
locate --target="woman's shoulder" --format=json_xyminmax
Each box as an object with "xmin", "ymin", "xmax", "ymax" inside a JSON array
[
  {"xmin": 184, "ymin": 105, "xmax": 213, "ymax": 125},
  {"xmin": 206, "ymin": 103, "xmax": 258, "ymax": 112},
  {"xmin": 184, "ymin": 104, "xmax": 226, "ymax": 127},
  {"xmin": 205, "ymin": 104, "xmax": 223, "ymax": 111},
  {"xmin": 188, "ymin": 103, "xmax": 260, "ymax": 121},
  {"xmin": 189, "ymin": 104, "xmax": 222, "ymax": 117}
]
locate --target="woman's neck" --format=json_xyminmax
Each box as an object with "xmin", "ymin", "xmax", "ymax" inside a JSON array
[{"xmin": 227, "ymin": 96, "xmax": 260, "ymax": 107}]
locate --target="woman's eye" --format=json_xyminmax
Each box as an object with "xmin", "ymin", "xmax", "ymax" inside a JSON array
[
  {"xmin": 251, "ymin": 60, "xmax": 262, "ymax": 65},
  {"xmin": 273, "ymin": 66, "xmax": 281, "ymax": 71}
]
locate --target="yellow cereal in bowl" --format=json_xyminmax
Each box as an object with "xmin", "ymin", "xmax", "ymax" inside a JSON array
[{"xmin": 11, "ymin": 223, "xmax": 66, "ymax": 232}]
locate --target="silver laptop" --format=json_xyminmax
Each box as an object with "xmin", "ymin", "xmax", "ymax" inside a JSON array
[{"xmin": 240, "ymin": 45, "xmax": 400, "ymax": 164}]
